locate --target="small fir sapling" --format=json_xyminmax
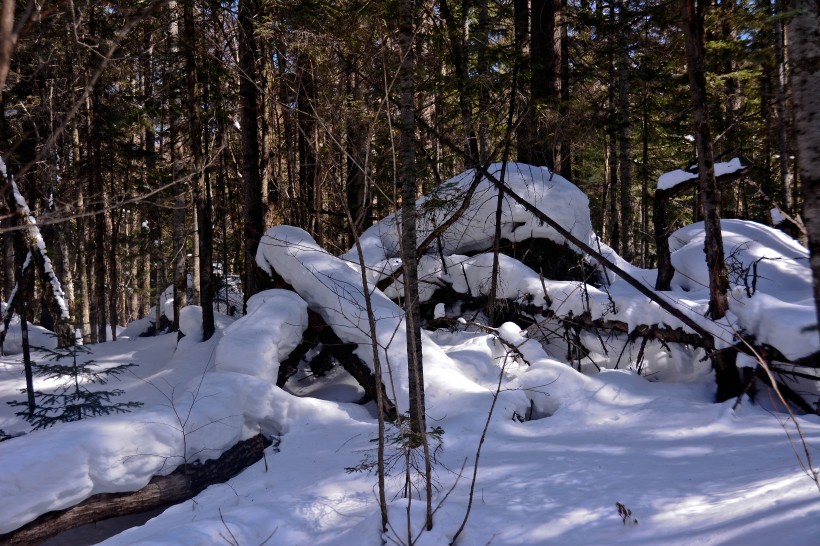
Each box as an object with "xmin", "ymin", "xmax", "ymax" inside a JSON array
[{"xmin": 8, "ymin": 340, "xmax": 142, "ymax": 430}]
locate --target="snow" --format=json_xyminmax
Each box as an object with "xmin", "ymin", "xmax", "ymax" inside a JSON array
[
  {"xmin": 669, "ymin": 219, "xmax": 815, "ymax": 360},
  {"xmin": 771, "ymin": 207, "xmax": 788, "ymax": 225},
  {"xmin": 343, "ymin": 162, "xmax": 595, "ymax": 274},
  {"xmin": 1, "ymin": 163, "xmax": 819, "ymax": 545},
  {"xmin": 0, "ymin": 312, "xmax": 59, "ymax": 355},
  {"xmin": 657, "ymin": 158, "xmax": 745, "ymax": 191},
  {"xmin": 3, "ymin": 331, "xmax": 816, "ymax": 545}
]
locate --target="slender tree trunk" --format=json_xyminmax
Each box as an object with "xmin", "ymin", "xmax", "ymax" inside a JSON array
[
  {"xmin": 438, "ymin": 0, "xmax": 478, "ymax": 167},
  {"xmin": 169, "ymin": 0, "xmax": 187, "ymax": 331},
  {"xmin": 477, "ymin": 0, "xmax": 490, "ymax": 164},
  {"xmin": 346, "ymin": 71, "xmax": 370, "ymax": 246},
  {"xmin": 557, "ymin": 0, "xmax": 571, "ymax": 179},
  {"xmin": 786, "ymin": 0, "xmax": 820, "ymax": 336},
  {"xmin": 617, "ymin": 0, "xmax": 633, "ymax": 262},
  {"xmin": 107, "ymin": 172, "xmax": 119, "ymax": 341},
  {"xmin": 76, "ymin": 189, "xmax": 92, "ymax": 343},
  {"xmin": 514, "ymin": 0, "xmax": 530, "ymax": 165},
  {"xmin": 183, "ymin": 0, "xmax": 214, "ymax": 339},
  {"xmin": 238, "ymin": 0, "xmax": 265, "ymax": 309},
  {"xmin": 91, "ymin": 88, "xmax": 107, "ymax": 342},
  {"xmin": 775, "ymin": 0, "xmax": 794, "ymax": 211},
  {"xmin": 681, "ymin": 0, "xmax": 740, "ymax": 400},
  {"xmin": 297, "ymin": 52, "xmax": 320, "ymax": 242},
  {"xmin": 398, "ymin": 0, "xmax": 432, "ymax": 530},
  {"xmin": 2, "ymin": 230, "xmax": 13, "ymax": 301}
]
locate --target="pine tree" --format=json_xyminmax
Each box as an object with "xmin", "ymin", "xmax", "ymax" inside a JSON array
[{"xmin": 8, "ymin": 340, "xmax": 142, "ymax": 430}]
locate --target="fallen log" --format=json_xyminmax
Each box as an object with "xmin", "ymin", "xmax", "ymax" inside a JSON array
[
  {"xmin": 0, "ymin": 434, "xmax": 272, "ymax": 546},
  {"xmin": 266, "ymin": 268, "xmax": 398, "ymax": 419}
]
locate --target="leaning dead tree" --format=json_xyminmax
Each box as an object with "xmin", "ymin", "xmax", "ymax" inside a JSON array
[{"xmin": 0, "ymin": 159, "xmax": 73, "ymax": 349}]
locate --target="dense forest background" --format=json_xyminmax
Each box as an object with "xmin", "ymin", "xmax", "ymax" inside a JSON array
[{"xmin": 0, "ymin": 0, "xmax": 816, "ymax": 346}]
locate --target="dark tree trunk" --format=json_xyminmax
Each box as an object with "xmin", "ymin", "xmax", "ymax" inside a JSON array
[
  {"xmin": 514, "ymin": 0, "xmax": 530, "ymax": 165},
  {"xmin": 183, "ymin": 0, "xmax": 214, "ymax": 340},
  {"xmin": 296, "ymin": 52, "xmax": 321, "ymax": 243},
  {"xmin": 526, "ymin": 0, "xmax": 560, "ymax": 169},
  {"xmin": 681, "ymin": 0, "xmax": 740, "ymax": 401},
  {"xmin": 398, "ymin": 0, "xmax": 425, "ymax": 439},
  {"xmin": 617, "ymin": 0, "xmax": 633, "ymax": 262},
  {"xmin": 345, "ymin": 71, "xmax": 370, "ymax": 246},
  {"xmin": 774, "ymin": 0, "xmax": 794, "ymax": 211},
  {"xmin": 238, "ymin": 0, "xmax": 266, "ymax": 310}
]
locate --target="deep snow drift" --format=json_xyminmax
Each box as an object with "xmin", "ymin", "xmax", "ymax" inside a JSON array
[{"xmin": 1, "ymin": 163, "xmax": 819, "ymax": 545}]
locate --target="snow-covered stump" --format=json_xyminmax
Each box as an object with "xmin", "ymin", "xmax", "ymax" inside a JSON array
[{"xmin": 654, "ymin": 158, "xmax": 749, "ymax": 291}]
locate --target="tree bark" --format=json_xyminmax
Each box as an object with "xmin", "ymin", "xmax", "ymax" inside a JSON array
[
  {"xmin": 526, "ymin": 0, "xmax": 560, "ymax": 169},
  {"xmin": 169, "ymin": 0, "xmax": 187, "ymax": 332},
  {"xmin": 787, "ymin": 0, "xmax": 820, "ymax": 339},
  {"xmin": 680, "ymin": 0, "xmax": 740, "ymax": 400},
  {"xmin": 238, "ymin": 0, "xmax": 266, "ymax": 310},
  {"xmin": 617, "ymin": 0, "xmax": 633, "ymax": 262},
  {"xmin": 398, "ymin": 0, "xmax": 432, "ymax": 529},
  {"xmin": 183, "ymin": 0, "xmax": 214, "ymax": 340}
]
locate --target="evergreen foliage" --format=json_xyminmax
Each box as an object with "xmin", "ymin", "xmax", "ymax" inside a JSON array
[{"xmin": 7, "ymin": 342, "xmax": 142, "ymax": 430}]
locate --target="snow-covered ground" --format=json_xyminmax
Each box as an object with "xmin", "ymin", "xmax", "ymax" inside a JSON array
[
  {"xmin": 2, "ymin": 327, "xmax": 818, "ymax": 545},
  {"xmin": 1, "ymin": 163, "xmax": 819, "ymax": 545}
]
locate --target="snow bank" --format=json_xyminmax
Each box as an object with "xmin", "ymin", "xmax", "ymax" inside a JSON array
[
  {"xmin": 0, "ymin": 313, "xmax": 58, "ymax": 354},
  {"xmin": 343, "ymin": 162, "xmax": 595, "ymax": 272},
  {"xmin": 669, "ymin": 219, "xmax": 817, "ymax": 359},
  {"xmin": 0, "ymin": 295, "xmax": 355, "ymax": 535}
]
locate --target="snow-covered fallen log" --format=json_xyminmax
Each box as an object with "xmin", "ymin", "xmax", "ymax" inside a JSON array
[
  {"xmin": 0, "ymin": 434, "xmax": 272, "ymax": 546},
  {"xmin": 256, "ymin": 226, "xmax": 503, "ymax": 413}
]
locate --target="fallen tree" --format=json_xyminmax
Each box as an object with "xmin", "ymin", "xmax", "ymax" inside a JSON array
[{"xmin": 0, "ymin": 434, "xmax": 272, "ymax": 546}]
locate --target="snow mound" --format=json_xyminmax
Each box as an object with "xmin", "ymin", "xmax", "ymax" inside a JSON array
[
  {"xmin": 343, "ymin": 162, "xmax": 594, "ymax": 272},
  {"xmin": 1, "ymin": 313, "xmax": 58, "ymax": 354},
  {"xmin": 670, "ymin": 219, "xmax": 816, "ymax": 359},
  {"xmin": 214, "ymin": 290, "xmax": 308, "ymax": 384}
]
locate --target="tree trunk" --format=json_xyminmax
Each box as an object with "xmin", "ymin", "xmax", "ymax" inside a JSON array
[
  {"xmin": 345, "ymin": 71, "xmax": 370, "ymax": 246},
  {"xmin": 238, "ymin": 0, "xmax": 265, "ymax": 310},
  {"xmin": 774, "ymin": 0, "xmax": 794, "ymax": 211},
  {"xmin": 296, "ymin": 52, "xmax": 321, "ymax": 243},
  {"xmin": 398, "ymin": 0, "xmax": 432, "ymax": 529},
  {"xmin": 169, "ymin": 0, "xmax": 187, "ymax": 331},
  {"xmin": 526, "ymin": 0, "xmax": 559, "ymax": 169},
  {"xmin": 681, "ymin": 0, "xmax": 740, "ymax": 401},
  {"xmin": 2, "ymin": 230, "xmax": 13, "ymax": 301},
  {"xmin": 438, "ymin": 0, "xmax": 478, "ymax": 167},
  {"xmin": 617, "ymin": 0, "xmax": 633, "ymax": 262},
  {"xmin": 787, "ymin": 0, "xmax": 820, "ymax": 338},
  {"xmin": 183, "ymin": 0, "xmax": 214, "ymax": 340},
  {"xmin": 514, "ymin": 0, "xmax": 530, "ymax": 165}
]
